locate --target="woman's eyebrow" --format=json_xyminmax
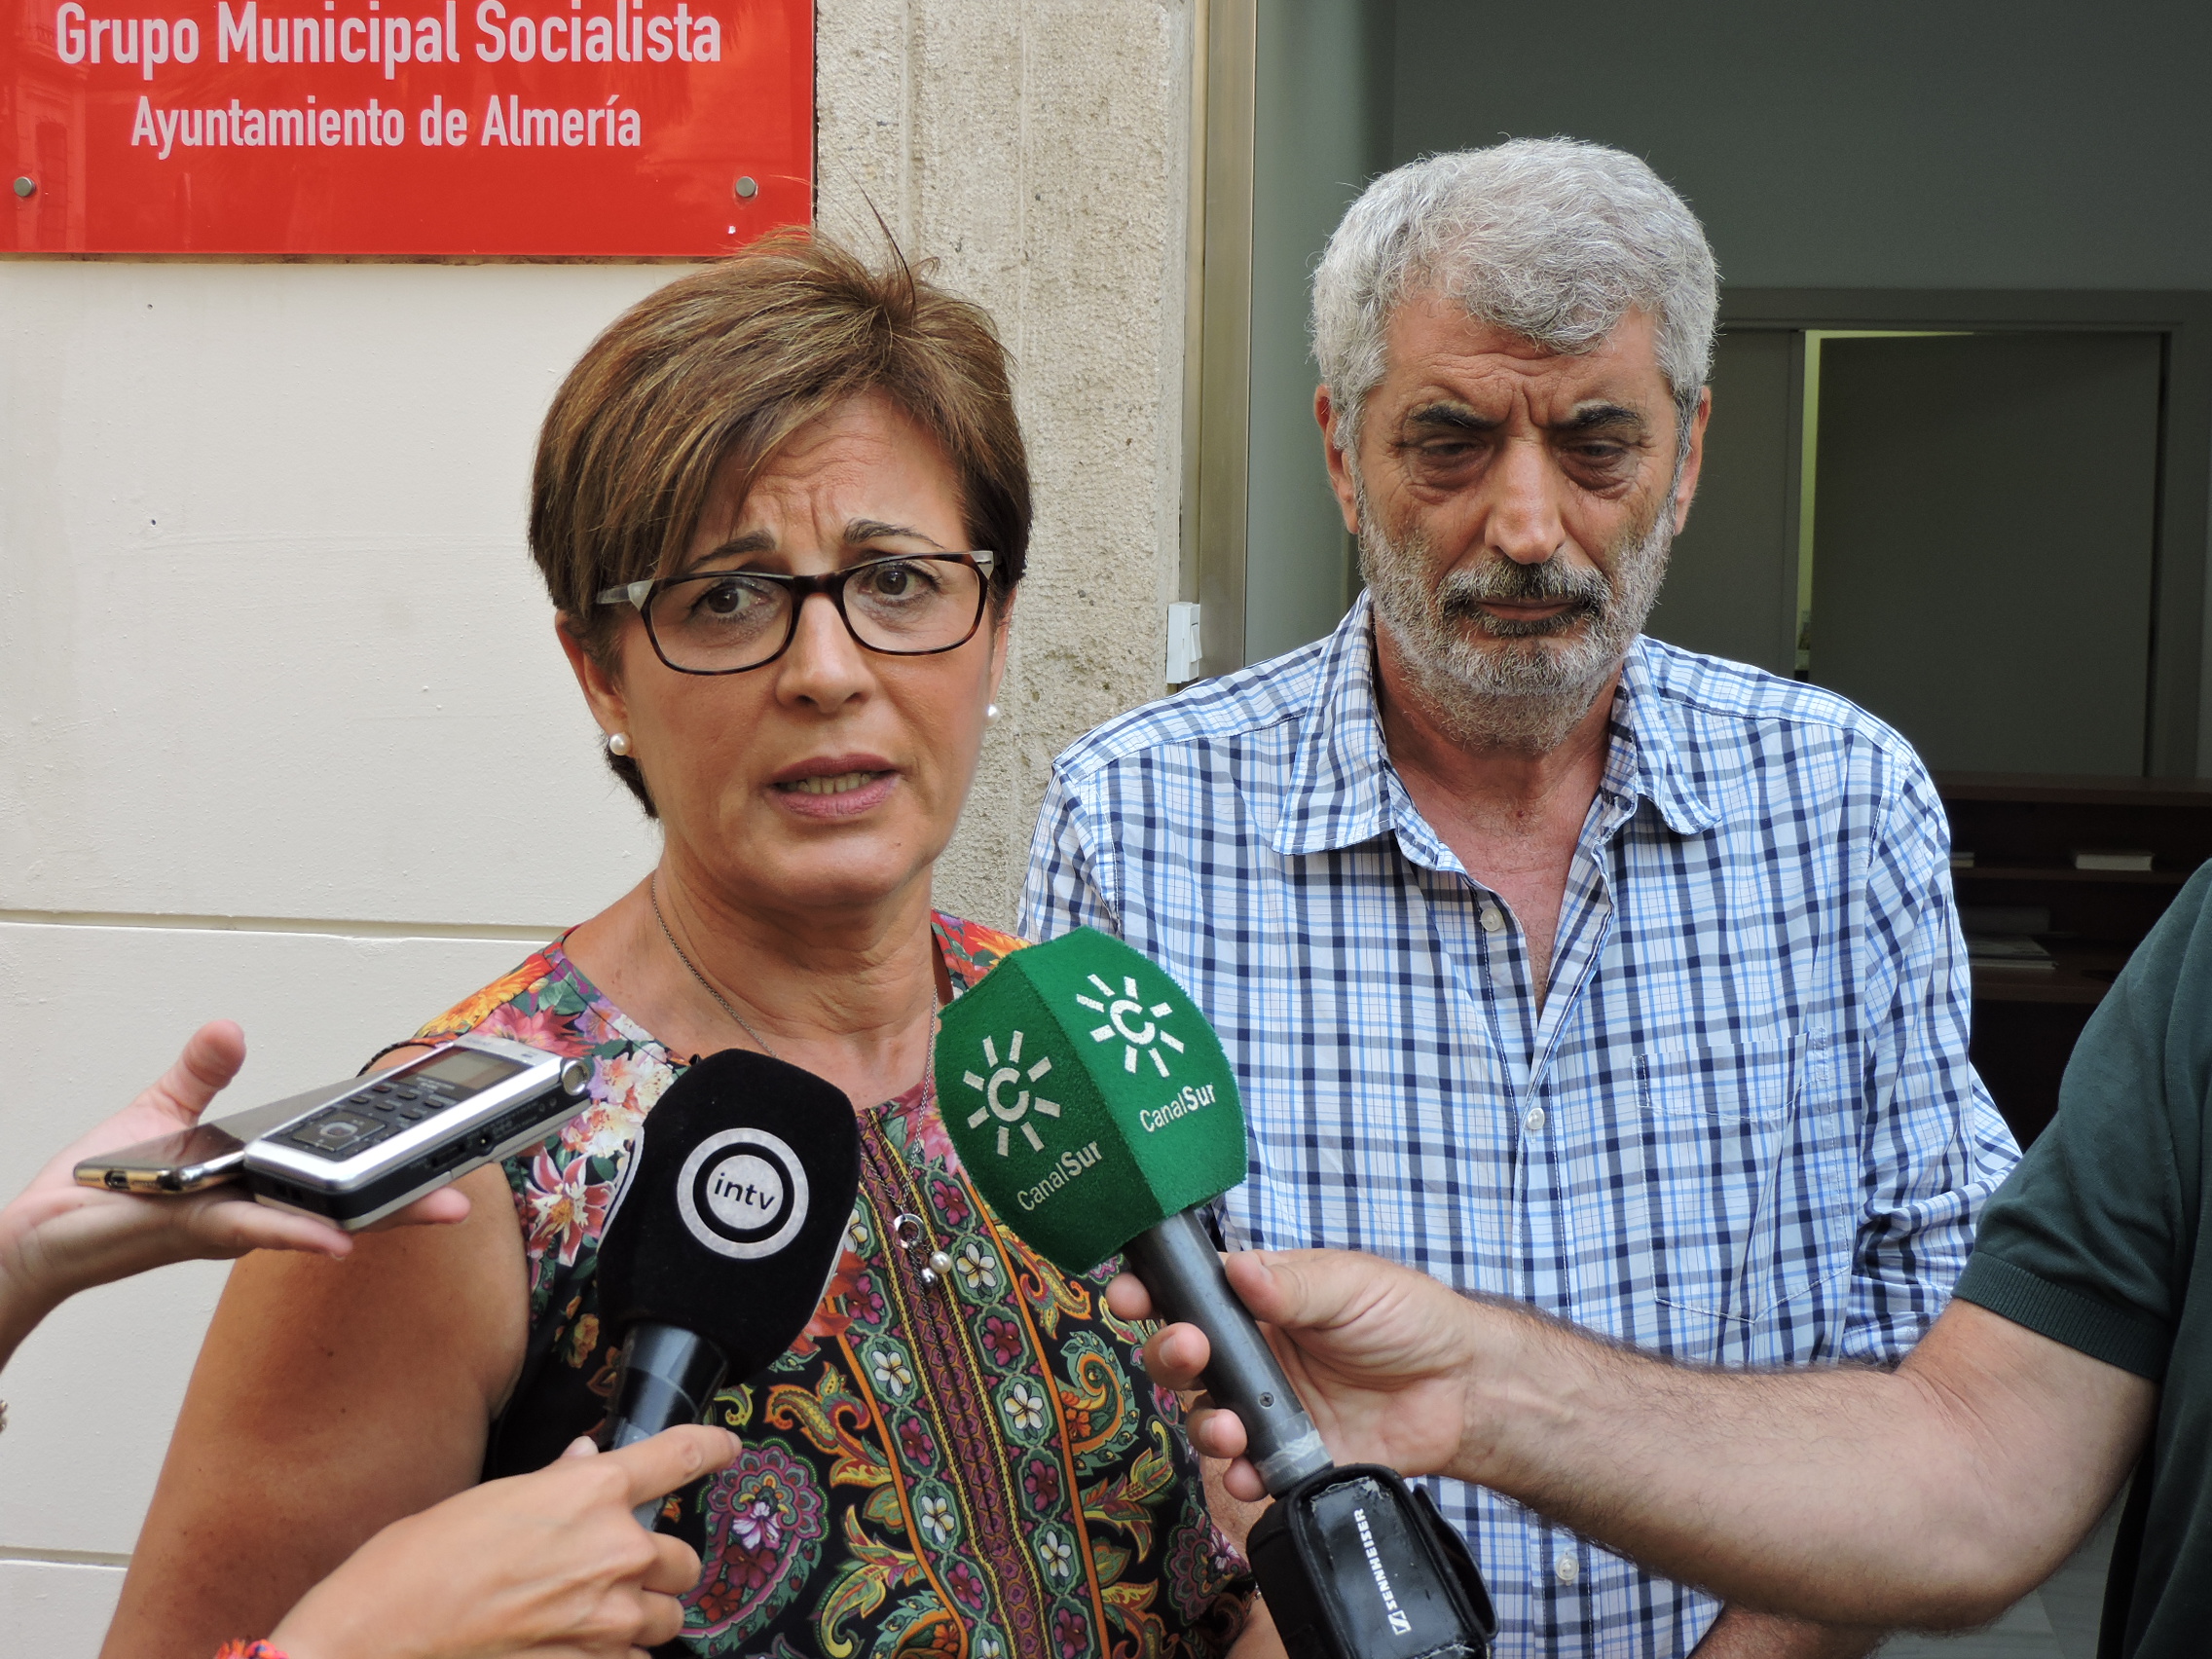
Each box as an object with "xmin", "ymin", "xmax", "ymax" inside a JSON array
[
  {"xmin": 845, "ymin": 518, "xmax": 946, "ymax": 549},
  {"xmin": 679, "ymin": 521, "xmax": 946, "ymax": 576},
  {"xmin": 686, "ymin": 529, "xmax": 777, "ymax": 571}
]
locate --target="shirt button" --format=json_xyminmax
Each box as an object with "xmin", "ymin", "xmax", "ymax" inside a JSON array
[
  {"xmin": 1556, "ymin": 1555, "xmax": 1579, "ymax": 1584},
  {"xmin": 1524, "ymin": 1105, "xmax": 1546, "ymax": 1134},
  {"xmin": 1479, "ymin": 904, "xmax": 1505, "ymax": 935}
]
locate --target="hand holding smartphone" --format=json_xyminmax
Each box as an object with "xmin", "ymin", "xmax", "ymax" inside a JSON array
[{"xmin": 75, "ymin": 1079, "xmax": 362, "ymax": 1196}]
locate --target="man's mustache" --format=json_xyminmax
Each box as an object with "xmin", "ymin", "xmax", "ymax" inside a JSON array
[{"xmin": 1436, "ymin": 558, "xmax": 1610, "ymax": 636}]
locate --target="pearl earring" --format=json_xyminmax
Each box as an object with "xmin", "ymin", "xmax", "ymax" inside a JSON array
[
  {"xmin": 608, "ymin": 733, "xmax": 631, "ymax": 756},
  {"xmin": 985, "ymin": 703, "xmax": 1000, "ymax": 722}
]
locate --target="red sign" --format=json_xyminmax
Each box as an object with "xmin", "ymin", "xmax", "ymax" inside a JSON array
[{"xmin": 3, "ymin": 0, "xmax": 810, "ymax": 254}]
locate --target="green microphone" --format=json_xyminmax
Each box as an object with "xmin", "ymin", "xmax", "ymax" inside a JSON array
[
  {"xmin": 933, "ymin": 926, "xmax": 1332, "ymax": 1490},
  {"xmin": 939, "ymin": 930, "xmax": 1496, "ymax": 1659}
]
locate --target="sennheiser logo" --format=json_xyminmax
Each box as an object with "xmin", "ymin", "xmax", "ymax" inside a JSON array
[
  {"xmin": 677, "ymin": 1128, "xmax": 809, "ymax": 1260},
  {"xmin": 1075, "ymin": 973, "xmax": 1186, "ymax": 1078},
  {"xmin": 958, "ymin": 1029, "xmax": 1063, "ymax": 1158},
  {"xmin": 1353, "ymin": 1507, "xmax": 1414, "ymax": 1637}
]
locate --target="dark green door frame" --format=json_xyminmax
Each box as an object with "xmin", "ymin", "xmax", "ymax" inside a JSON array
[{"xmin": 1721, "ymin": 289, "xmax": 2212, "ymax": 779}]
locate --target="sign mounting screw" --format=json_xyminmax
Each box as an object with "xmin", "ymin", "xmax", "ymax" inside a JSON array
[
  {"xmin": 733, "ymin": 176, "xmax": 757, "ymax": 200},
  {"xmin": 12, "ymin": 177, "xmax": 34, "ymax": 199}
]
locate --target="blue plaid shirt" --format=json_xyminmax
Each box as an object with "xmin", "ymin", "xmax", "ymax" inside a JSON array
[{"xmin": 1018, "ymin": 595, "xmax": 2019, "ymax": 1657}]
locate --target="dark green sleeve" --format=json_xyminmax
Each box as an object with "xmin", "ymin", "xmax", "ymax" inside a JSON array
[{"xmin": 1952, "ymin": 864, "xmax": 2212, "ymax": 1381}]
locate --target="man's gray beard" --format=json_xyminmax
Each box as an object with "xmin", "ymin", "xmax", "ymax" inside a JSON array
[{"xmin": 1358, "ymin": 481, "xmax": 1674, "ymax": 756}]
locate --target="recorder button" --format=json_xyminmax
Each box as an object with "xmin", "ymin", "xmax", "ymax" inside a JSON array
[{"xmin": 286, "ymin": 1109, "xmax": 387, "ymax": 1158}]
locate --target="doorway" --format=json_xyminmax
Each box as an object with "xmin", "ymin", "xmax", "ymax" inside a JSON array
[{"xmin": 1654, "ymin": 324, "xmax": 2167, "ymax": 776}]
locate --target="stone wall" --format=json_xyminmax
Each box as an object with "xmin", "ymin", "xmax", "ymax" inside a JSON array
[{"xmin": 817, "ymin": 0, "xmax": 1197, "ymax": 927}]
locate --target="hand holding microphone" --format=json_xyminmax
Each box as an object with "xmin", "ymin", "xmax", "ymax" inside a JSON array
[
  {"xmin": 586, "ymin": 1049, "xmax": 862, "ymax": 1523},
  {"xmin": 235, "ymin": 1048, "xmax": 858, "ymax": 1656},
  {"xmin": 1106, "ymin": 1250, "xmax": 1493, "ymax": 1501},
  {"xmin": 934, "ymin": 930, "xmax": 1496, "ymax": 1659},
  {"xmin": 268, "ymin": 1425, "xmax": 738, "ymax": 1659}
]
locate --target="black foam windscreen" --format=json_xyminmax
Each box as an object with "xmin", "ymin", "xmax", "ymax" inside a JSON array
[{"xmin": 595, "ymin": 1049, "xmax": 862, "ymax": 1384}]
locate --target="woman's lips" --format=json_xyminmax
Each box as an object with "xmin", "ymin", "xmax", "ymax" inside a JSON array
[
  {"xmin": 771, "ymin": 768, "xmax": 898, "ymax": 819},
  {"xmin": 782, "ymin": 770, "xmax": 883, "ymax": 795}
]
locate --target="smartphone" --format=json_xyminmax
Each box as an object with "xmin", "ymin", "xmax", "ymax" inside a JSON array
[{"xmin": 74, "ymin": 1081, "xmax": 361, "ymax": 1195}]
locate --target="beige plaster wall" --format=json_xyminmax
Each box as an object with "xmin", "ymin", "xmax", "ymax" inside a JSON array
[{"xmin": 817, "ymin": 0, "xmax": 1198, "ymax": 930}]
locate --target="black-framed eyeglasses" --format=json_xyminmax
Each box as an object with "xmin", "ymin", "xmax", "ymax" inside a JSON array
[{"xmin": 597, "ymin": 550, "xmax": 998, "ymax": 676}]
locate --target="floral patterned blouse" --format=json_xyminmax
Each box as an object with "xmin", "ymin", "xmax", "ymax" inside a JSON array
[{"xmin": 409, "ymin": 914, "xmax": 1253, "ymax": 1659}]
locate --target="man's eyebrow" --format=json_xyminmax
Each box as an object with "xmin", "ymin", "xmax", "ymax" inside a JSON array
[
  {"xmin": 1399, "ymin": 402, "xmax": 1500, "ymax": 435},
  {"xmin": 1550, "ymin": 402, "xmax": 1647, "ymax": 433}
]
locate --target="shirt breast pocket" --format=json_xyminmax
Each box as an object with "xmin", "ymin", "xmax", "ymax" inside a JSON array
[{"xmin": 1620, "ymin": 1034, "xmax": 1850, "ymax": 1365}]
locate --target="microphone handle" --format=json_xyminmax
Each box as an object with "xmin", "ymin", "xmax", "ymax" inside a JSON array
[
  {"xmin": 1122, "ymin": 1209, "xmax": 1331, "ymax": 1493},
  {"xmin": 597, "ymin": 1323, "xmax": 731, "ymax": 1526}
]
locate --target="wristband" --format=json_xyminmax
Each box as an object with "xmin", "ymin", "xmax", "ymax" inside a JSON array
[{"xmin": 213, "ymin": 1642, "xmax": 287, "ymax": 1659}]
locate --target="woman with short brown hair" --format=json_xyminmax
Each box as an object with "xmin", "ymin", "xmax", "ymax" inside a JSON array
[{"xmin": 110, "ymin": 235, "xmax": 1256, "ymax": 1659}]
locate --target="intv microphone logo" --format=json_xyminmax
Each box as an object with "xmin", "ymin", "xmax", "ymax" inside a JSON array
[{"xmin": 676, "ymin": 1126, "xmax": 809, "ymax": 1260}]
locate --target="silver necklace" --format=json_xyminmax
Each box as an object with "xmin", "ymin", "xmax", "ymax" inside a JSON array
[
  {"xmin": 649, "ymin": 882, "xmax": 961, "ymax": 1290},
  {"xmin": 648, "ymin": 877, "xmax": 780, "ymax": 1059}
]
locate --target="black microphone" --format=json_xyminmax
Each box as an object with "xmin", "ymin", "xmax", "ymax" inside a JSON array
[{"xmin": 593, "ymin": 1049, "xmax": 861, "ymax": 1524}]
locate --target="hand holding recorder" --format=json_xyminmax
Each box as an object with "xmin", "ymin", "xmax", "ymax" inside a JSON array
[
  {"xmin": 2, "ymin": 1024, "xmax": 744, "ymax": 1659},
  {"xmin": 0, "ymin": 1020, "xmax": 468, "ymax": 1369}
]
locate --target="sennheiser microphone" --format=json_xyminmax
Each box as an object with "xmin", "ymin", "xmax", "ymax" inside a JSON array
[
  {"xmin": 934, "ymin": 930, "xmax": 1494, "ymax": 1659},
  {"xmin": 593, "ymin": 1049, "xmax": 861, "ymax": 1525}
]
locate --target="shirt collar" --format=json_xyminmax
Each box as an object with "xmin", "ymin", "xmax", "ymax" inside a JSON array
[
  {"xmin": 1272, "ymin": 602, "xmax": 1718, "ymax": 859},
  {"xmin": 1271, "ymin": 592, "xmax": 1397, "ymax": 857},
  {"xmin": 1604, "ymin": 640, "xmax": 1722, "ymax": 837}
]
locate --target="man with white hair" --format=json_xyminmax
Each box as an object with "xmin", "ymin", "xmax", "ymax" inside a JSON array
[{"xmin": 1020, "ymin": 139, "xmax": 2018, "ymax": 1655}]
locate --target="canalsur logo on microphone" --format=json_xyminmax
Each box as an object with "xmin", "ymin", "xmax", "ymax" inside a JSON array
[
  {"xmin": 1075, "ymin": 971, "xmax": 1186, "ymax": 1078},
  {"xmin": 934, "ymin": 929, "xmax": 1251, "ymax": 1272}
]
